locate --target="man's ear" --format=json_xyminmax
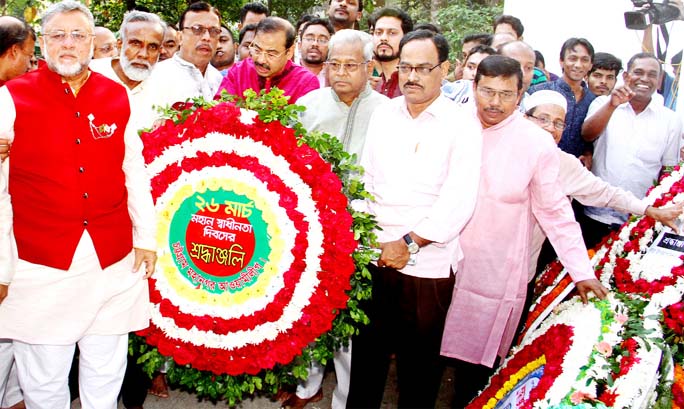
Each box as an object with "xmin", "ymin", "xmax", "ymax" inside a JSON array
[
  {"xmin": 39, "ymin": 36, "xmax": 46, "ymax": 57},
  {"xmin": 439, "ymin": 61, "xmax": 450, "ymax": 80}
]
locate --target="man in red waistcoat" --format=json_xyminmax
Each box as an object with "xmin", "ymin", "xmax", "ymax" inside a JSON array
[{"xmin": 0, "ymin": 1, "xmax": 157, "ymax": 407}]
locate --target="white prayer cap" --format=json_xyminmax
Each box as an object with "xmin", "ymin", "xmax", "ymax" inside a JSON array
[{"xmin": 523, "ymin": 90, "xmax": 567, "ymax": 113}]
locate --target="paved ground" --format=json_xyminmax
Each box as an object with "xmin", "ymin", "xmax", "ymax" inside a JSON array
[{"xmin": 70, "ymin": 361, "xmax": 456, "ymax": 409}]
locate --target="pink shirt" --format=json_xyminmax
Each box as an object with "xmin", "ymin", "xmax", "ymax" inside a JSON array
[
  {"xmin": 440, "ymin": 111, "xmax": 594, "ymax": 367},
  {"xmin": 215, "ymin": 58, "xmax": 319, "ymax": 103},
  {"xmin": 356, "ymin": 96, "xmax": 482, "ymax": 279}
]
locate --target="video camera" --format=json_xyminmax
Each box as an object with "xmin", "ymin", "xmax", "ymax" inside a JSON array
[{"xmin": 625, "ymin": 0, "xmax": 682, "ymax": 29}]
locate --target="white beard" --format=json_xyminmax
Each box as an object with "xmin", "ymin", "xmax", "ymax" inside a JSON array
[
  {"xmin": 120, "ymin": 53, "xmax": 152, "ymax": 82},
  {"xmin": 45, "ymin": 53, "xmax": 90, "ymax": 78}
]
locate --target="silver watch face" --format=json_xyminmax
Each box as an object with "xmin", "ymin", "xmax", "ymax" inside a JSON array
[{"xmin": 407, "ymin": 242, "xmax": 420, "ymax": 254}]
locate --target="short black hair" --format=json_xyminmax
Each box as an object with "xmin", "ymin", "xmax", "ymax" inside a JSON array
[
  {"xmin": 493, "ymin": 15, "xmax": 524, "ymax": 38},
  {"xmin": 221, "ymin": 24, "xmax": 236, "ymax": 43},
  {"xmin": 589, "ymin": 52, "xmax": 622, "ymax": 76},
  {"xmin": 463, "ymin": 33, "xmax": 492, "ymax": 47},
  {"xmin": 413, "ymin": 22, "xmax": 441, "ymax": 34},
  {"xmin": 0, "ymin": 18, "xmax": 34, "ymax": 58},
  {"xmin": 465, "ymin": 44, "xmax": 497, "ymax": 61},
  {"xmin": 239, "ymin": 2, "xmax": 269, "ymax": 24},
  {"xmin": 399, "ymin": 29, "xmax": 449, "ymax": 64},
  {"xmin": 369, "ymin": 7, "xmax": 413, "ymax": 35},
  {"xmin": 296, "ymin": 14, "xmax": 315, "ymax": 33},
  {"xmin": 559, "ymin": 37, "xmax": 594, "ymax": 62},
  {"xmin": 534, "ymin": 50, "xmax": 545, "ymax": 67},
  {"xmin": 475, "ymin": 55, "xmax": 523, "ymax": 90},
  {"xmin": 626, "ymin": 52, "xmax": 661, "ymax": 74},
  {"xmin": 255, "ymin": 17, "xmax": 296, "ymax": 49},
  {"xmin": 178, "ymin": 2, "xmax": 221, "ymax": 30},
  {"xmin": 328, "ymin": 0, "xmax": 363, "ymax": 13},
  {"xmin": 300, "ymin": 18, "xmax": 335, "ymax": 39},
  {"xmin": 238, "ymin": 23, "xmax": 257, "ymax": 44}
]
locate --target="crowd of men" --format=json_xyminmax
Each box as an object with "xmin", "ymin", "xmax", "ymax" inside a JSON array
[{"xmin": 0, "ymin": 0, "xmax": 682, "ymax": 408}]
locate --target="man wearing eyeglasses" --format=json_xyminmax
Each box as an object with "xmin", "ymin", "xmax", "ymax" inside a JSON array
[
  {"xmin": 288, "ymin": 30, "xmax": 387, "ymax": 408},
  {"xmin": 0, "ymin": 1, "xmax": 157, "ymax": 406},
  {"xmin": 346, "ymin": 30, "xmax": 482, "ymax": 409},
  {"xmin": 144, "ymin": 1, "xmax": 223, "ymax": 113},
  {"xmin": 440, "ymin": 55, "xmax": 608, "ymax": 407},
  {"xmin": 93, "ymin": 26, "xmax": 118, "ymax": 59},
  {"xmin": 298, "ymin": 18, "xmax": 334, "ymax": 87},
  {"xmin": 216, "ymin": 17, "xmax": 319, "ymax": 104},
  {"xmin": 517, "ymin": 90, "xmax": 682, "ymax": 344}
]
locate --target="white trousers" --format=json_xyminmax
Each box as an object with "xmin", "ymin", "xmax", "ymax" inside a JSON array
[
  {"xmin": 1, "ymin": 362, "xmax": 23, "ymax": 408},
  {"xmin": 0, "ymin": 340, "xmax": 21, "ymax": 407},
  {"xmin": 296, "ymin": 340, "xmax": 351, "ymax": 409},
  {"xmin": 13, "ymin": 334, "xmax": 128, "ymax": 409}
]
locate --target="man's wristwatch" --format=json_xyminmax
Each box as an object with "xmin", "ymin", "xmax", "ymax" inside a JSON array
[{"xmin": 403, "ymin": 234, "xmax": 420, "ymax": 254}]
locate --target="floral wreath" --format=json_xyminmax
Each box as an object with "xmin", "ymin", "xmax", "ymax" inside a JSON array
[
  {"xmin": 478, "ymin": 166, "xmax": 684, "ymax": 408},
  {"xmin": 131, "ymin": 90, "xmax": 376, "ymax": 403}
]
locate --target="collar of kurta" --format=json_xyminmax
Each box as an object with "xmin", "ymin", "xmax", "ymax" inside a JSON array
[
  {"xmin": 481, "ymin": 108, "xmax": 520, "ymax": 132},
  {"xmin": 255, "ymin": 59, "xmax": 295, "ymax": 91},
  {"xmin": 39, "ymin": 63, "xmax": 94, "ymax": 96}
]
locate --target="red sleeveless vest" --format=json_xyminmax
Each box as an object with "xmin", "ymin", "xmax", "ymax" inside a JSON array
[{"xmin": 6, "ymin": 66, "xmax": 133, "ymax": 270}]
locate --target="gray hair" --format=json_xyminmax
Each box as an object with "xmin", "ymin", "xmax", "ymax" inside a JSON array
[
  {"xmin": 327, "ymin": 29, "xmax": 373, "ymax": 62},
  {"xmin": 120, "ymin": 10, "xmax": 164, "ymax": 42},
  {"xmin": 41, "ymin": 0, "xmax": 95, "ymax": 33}
]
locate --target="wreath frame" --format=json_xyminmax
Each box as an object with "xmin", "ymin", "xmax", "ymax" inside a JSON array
[{"xmin": 129, "ymin": 89, "xmax": 377, "ymax": 405}]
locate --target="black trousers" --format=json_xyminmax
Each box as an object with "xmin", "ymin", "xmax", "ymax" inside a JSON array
[
  {"xmin": 580, "ymin": 215, "xmax": 621, "ymax": 251},
  {"xmin": 449, "ymin": 357, "xmax": 498, "ymax": 408},
  {"xmin": 346, "ymin": 264, "xmax": 454, "ymax": 409}
]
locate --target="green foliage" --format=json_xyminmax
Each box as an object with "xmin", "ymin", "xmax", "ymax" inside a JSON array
[
  {"xmin": 436, "ymin": 0, "xmax": 503, "ymax": 61},
  {"xmin": 131, "ymin": 88, "xmax": 376, "ymax": 405},
  {"xmin": 88, "ymin": 0, "xmax": 326, "ymax": 32},
  {"xmin": 267, "ymin": 0, "xmax": 320, "ymax": 22}
]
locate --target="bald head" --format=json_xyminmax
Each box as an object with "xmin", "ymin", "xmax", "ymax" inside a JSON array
[
  {"xmin": 94, "ymin": 26, "xmax": 117, "ymax": 58},
  {"xmin": 0, "ymin": 16, "xmax": 36, "ymax": 82},
  {"xmin": 0, "ymin": 16, "xmax": 34, "ymax": 57},
  {"xmin": 499, "ymin": 40, "xmax": 535, "ymax": 92}
]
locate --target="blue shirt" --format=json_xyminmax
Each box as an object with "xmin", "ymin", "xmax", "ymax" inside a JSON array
[{"xmin": 529, "ymin": 77, "xmax": 596, "ymax": 157}]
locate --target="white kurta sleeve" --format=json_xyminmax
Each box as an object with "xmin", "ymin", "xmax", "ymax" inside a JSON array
[
  {"xmin": 531, "ymin": 139, "xmax": 594, "ymax": 283},
  {"xmin": 0, "ymin": 86, "xmax": 16, "ymax": 284},
  {"xmin": 123, "ymin": 110, "xmax": 157, "ymax": 252}
]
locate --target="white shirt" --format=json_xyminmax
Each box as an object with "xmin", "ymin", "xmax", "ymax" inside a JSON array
[
  {"xmin": 297, "ymin": 84, "xmax": 389, "ymax": 162},
  {"xmin": 0, "ymin": 85, "xmax": 156, "ymax": 283},
  {"xmin": 585, "ymin": 95, "xmax": 682, "ymax": 225},
  {"xmin": 89, "ymin": 57, "xmax": 158, "ymax": 130},
  {"xmin": 0, "ymin": 164, "xmax": 14, "ymax": 284},
  {"xmin": 356, "ymin": 95, "xmax": 482, "ymax": 279},
  {"xmin": 143, "ymin": 53, "xmax": 222, "ymax": 121}
]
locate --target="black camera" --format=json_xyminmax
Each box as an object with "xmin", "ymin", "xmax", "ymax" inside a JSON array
[{"xmin": 625, "ymin": 0, "xmax": 682, "ymax": 29}]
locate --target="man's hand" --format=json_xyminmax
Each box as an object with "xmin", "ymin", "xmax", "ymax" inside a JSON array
[
  {"xmin": 645, "ymin": 202, "xmax": 684, "ymax": 232},
  {"xmin": 133, "ymin": 248, "xmax": 157, "ymax": 279},
  {"xmin": 0, "ymin": 138, "xmax": 10, "ymax": 162},
  {"xmin": 378, "ymin": 239, "xmax": 410, "ymax": 270},
  {"xmin": 368, "ymin": 75, "xmax": 381, "ymax": 89},
  {"xmin": 576, "ymin": 278, "xmax": 609, "ymax": 304},
  {"xmin": 0, "ymin": 284, "xmax": 7, "ymax": 304},
  {"xmin": 609, "ymin": 83, "xmax": 635, "ymax": 108},
  {"xmin": 579, "ymin": 151, "xmax": 593, "ymax": 170}
]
